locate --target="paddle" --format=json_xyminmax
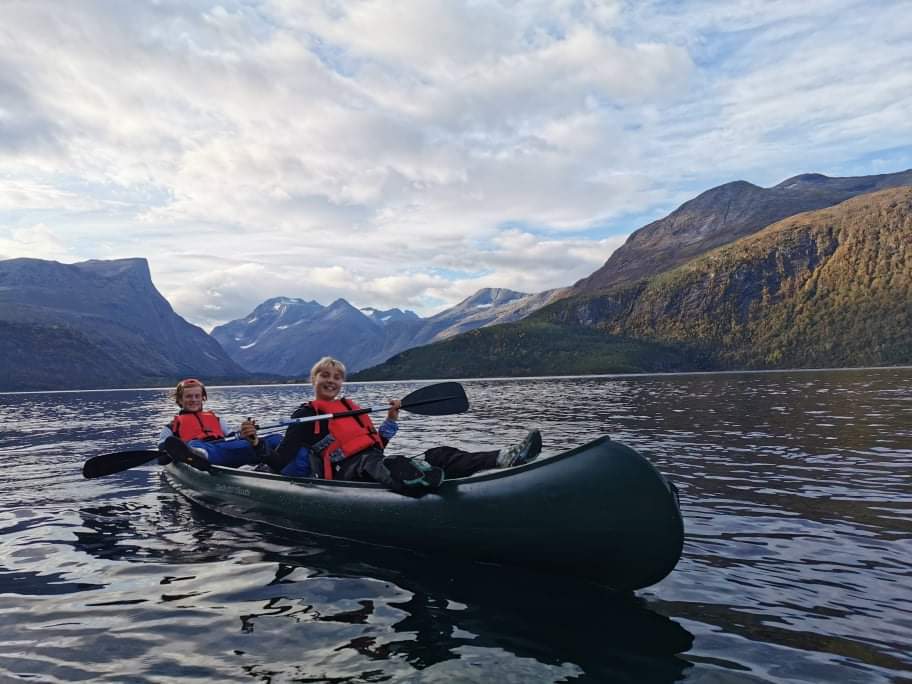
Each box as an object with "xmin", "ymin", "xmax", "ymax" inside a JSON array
[
  {"xmin": 247, "ymin": 380, "xmax": 470, "ymax": 434},
  {"xmin": 81, "ymin": 382, "xmax": 469, "ymax": 478},
  {"xmin": 82, "ymin": 449, "xmax": 163, "ymax": 479}
]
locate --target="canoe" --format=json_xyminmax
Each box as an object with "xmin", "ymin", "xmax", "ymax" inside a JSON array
[{"xmin": 162, "ymin": 435, "xmax": 684, "ymax": 591}]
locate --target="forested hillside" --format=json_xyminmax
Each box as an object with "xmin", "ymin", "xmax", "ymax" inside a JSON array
[
  {"xmin": 356, "ymin": 187, "xmax": 912, "ymax": 378},
  {"xmin": 351, "ymin": 322, "xmax": 705, "ymax": 380},
  {"xmin": 549, "ymin": 186, "xmax": 911, "ymax": 368},
  {"xmin": 574, "ymin": 170, "xmax": 912, "ymax": 293}
]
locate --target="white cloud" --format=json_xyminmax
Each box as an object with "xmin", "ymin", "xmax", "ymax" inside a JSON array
[
  {"xmin": 0, "ymin": 0, "xmax": 910, "ymax": 327},
  {"xmin": 0, "ymin": 223, "xmax": 74, "ymax": 262}
]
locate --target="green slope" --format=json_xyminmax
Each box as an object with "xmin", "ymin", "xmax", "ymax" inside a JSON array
[
  {"xmin": 543, "ymin": 186, "xmax": 912, "ymax": 369},
  {"xmin": 351, "ymin": 322, "xmax": 708, "ymax": 380},
  {"xmin": 355, "ymin": 186, "xmax": 912, "ymax": 380}
]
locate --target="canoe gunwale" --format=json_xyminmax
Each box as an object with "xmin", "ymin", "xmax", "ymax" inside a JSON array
[{"xmin": 176, "ymin": 434, "xmax": 617, "ymax": 491}]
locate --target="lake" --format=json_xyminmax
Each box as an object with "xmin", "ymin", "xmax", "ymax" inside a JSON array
[{"xmin": 1, "ymin": 368, "xmax": 910, "ymax": 682}]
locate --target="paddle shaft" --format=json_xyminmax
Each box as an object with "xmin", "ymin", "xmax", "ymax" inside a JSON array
[
  {"xmin": 82, "ymin": 382, "xmax": 467, "ymax": 478},
  {"xmin": 245, "ymin": 392, "xmax": 464, "ymax": 435}
]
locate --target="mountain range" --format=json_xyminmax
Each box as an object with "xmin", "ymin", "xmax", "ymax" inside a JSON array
[
  {"xmin": 1, "ymin": 168, "xmax": 910, "ymax": 390},
  {"xmin": 210, "ymin": 287, "xmax": 569, "ymax": 376},
  {"xmin": 355, "ymin": 185, "xmax": 912, "ymax": 379},
  {"xmin": 573, "ymin": 169, "xmax": 912, "ymax": 293}
]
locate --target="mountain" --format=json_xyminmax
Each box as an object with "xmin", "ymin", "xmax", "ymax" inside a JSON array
[
  {"xmin": 211, "ymin": 288, "xmax": 567, "ymax": 376},
  {"xmin": 211, "ymin": 296, "xmax": 388, "ymax": 377},
  {"xmin": 414, "ymin": 287, "xmax": 570, "ymax": 342},
  {"xmin": 574, "ymin": 169, "xmax": 912, "ymax": 293},
  {"xmin": 218, "ymin": 171, "xmax": 912, "ymax": 381},
  {"xmin": 558, "ymin": 186, "xmax": 912, "ymax": 368},
  {"xmin": 350, "ymin": 321, "xmax": 705, "ymax": 380},
  {"xmin": 353, "ymin": 186, "xmax": 912, "ymax": 378},
  {"xmin": 0, "ymin": 257, "xmax": 250, "ymax": 391},
  {"xmin": 9, "ymin": 171, "xmax": 907, "ymax": 390},
  {"xmin": 360, "ymin": 307, "xmax": 420, "ymax": 325}
]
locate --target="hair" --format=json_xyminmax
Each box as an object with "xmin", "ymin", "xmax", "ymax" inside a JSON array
[
  {"xmin": 310, "ymin": 356, "xmax": 346, "ymax": 383},
  {"xmin": 171, "ymin": 378, "xmax": 207, "ymax": 406}
]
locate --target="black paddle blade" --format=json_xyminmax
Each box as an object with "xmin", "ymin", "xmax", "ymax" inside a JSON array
[
  {"xmin": 400, "ymin": 381, "xmax": 469, "ymax": 415},
  {"xmin": 82, "ymin": 450, "xmax": 161, "ymax": 479}
]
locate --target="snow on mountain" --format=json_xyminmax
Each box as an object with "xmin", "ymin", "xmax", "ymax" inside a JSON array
[{"xmin": 212, "ymin": 288, "xmax": 564, "ymax": 376}]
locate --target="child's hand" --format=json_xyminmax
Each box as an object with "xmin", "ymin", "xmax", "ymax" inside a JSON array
[
  {"xmin": 387, "ymin": 400, "xmax": 401, "ymax": 421},
  {"xmin": 240, "ymin": 417, "xmax": 259, "ymax": 446}
]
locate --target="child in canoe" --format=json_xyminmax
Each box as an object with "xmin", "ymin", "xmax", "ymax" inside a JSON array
[
  {"xmin": 258, "ymin": 356, "xmax": 541, "ymax": 495},
  {"xmin": 158, "ymin": 377, "xmax": 281, "ymax": 468}
]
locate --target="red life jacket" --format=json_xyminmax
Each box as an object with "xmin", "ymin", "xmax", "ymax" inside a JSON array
[
  {"xmin": 310, "ymin": 398, "xmax": 384, "ymax": 479},
  {"xmin": 170, "ymin": 410, "xmax": 225, "ymax": 442}
]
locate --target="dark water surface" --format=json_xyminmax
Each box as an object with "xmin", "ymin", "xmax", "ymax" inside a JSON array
[{"xmin": 1, "ymin": 369, "xmax": 910, "ymax": 682}]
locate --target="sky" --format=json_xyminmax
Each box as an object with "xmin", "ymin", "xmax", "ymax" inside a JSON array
[{"xmin": 1, "ymin": 1, "xmax": 911, "ymax": 330}]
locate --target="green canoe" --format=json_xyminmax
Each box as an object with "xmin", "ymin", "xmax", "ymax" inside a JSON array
[{"xmin": 162, "ymin": 435, "xmax": 684, "ymax": 591}]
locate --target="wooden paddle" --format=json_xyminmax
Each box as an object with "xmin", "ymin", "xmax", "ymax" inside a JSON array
[{"xmin": 81, "ymin": 381, "xmax": 469, "ymax": 478}]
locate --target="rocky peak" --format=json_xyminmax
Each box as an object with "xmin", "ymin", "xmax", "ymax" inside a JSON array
[
  {"xmin": 573, "ymin": 168, "xmax": 912, "ymax": 294},
  {"xmin": 0, "ymin": 257, "xmax": 248, "ymax": 390}
]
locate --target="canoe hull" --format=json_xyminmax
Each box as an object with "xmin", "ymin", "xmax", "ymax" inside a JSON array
[{"xmin": 163, "ymin": 436, "xmax": 683, "ymax": 590}]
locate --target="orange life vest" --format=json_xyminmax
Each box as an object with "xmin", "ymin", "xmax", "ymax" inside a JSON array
[
  {"xmin": 170, "ymin": 410, "xmax": 225, "ymax": 442},
  {"xmin": 310, "ymin": 398, "xmax": 384, "ymax": 479}
]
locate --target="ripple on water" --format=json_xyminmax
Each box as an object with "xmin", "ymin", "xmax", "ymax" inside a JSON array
[{"xmin": 1, "ymin": 369, "xmax": 911, "ymax": 682}]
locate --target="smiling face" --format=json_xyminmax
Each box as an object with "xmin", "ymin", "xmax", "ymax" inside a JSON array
[
  {"xmin": 172, "ymin": 378, "xmax": 208, "ymax": 410},
  {"xmin": 312, "ymin": 366, "xmax": 345, "ymax": 402},
  {"xmin": 179, "ymin": 385, "xmax": 205, "ymax": 412}
]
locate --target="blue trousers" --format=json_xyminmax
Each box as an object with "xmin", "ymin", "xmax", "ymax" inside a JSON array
[{"xmin": 188, "ymin": 433, "xmax": 283, "ymax": 467}]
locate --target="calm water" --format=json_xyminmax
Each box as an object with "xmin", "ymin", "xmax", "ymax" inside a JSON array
[{"xmin": 1, "ymin": 369, "xmax": 910, "ymax": 683}]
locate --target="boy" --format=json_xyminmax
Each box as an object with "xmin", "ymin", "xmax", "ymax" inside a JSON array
[{"xmin": 159, "ymin": 378, "xmax": 280, "ymax": 468}]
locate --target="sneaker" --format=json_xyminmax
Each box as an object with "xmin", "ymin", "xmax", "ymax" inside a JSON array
[
  {"xmin": 383, "ymin": 455, "xmax": 444, "ymax": 496},
  {"xmin": 497, "ymin": 429, "xmax": 542, "ymax": 467}
]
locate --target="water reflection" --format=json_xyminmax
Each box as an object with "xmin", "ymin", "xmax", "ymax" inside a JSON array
[{"xmin": 68, "ymin": 492, "xmax": 694, "ymax": 682}]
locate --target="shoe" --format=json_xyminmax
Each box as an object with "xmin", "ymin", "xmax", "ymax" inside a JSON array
[
  {"xmin": 163, "ymin": 436, "xmax": 212, "ymax": 472},
  {"xmin": 497, "ymin": 429, "xmax": 542, "ymax": 467},
  {"xmin": 238, "ymin": 462, "xmax": 274, "ymax": 472},
  {"xmin": 383, "ymin": 456, "xmax": 444, "ymax": 497}
]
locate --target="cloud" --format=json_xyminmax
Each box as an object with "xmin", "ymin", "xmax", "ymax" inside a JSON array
[
  {"xmin": 0, "ymin": 0, "xmax": 909, "ymax": 327},
  {"xmin": 618, "ymin": 0, "xmax": 912, "ymax": 182},
  {"xmin": 0, "ymin": 223, "xmax": 74, "ymax": 262},
  {"xmin": 154, "ymin": 223, "xmax": 622, "ymax": 330}
]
